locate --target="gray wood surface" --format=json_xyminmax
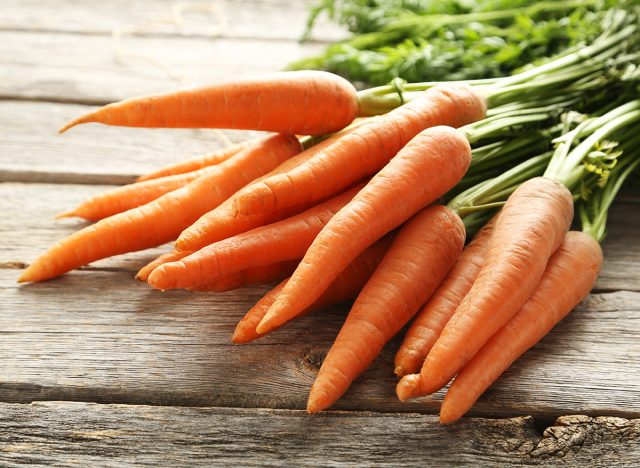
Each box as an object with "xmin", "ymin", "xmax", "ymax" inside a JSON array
[
  {"xmin": 2, "ymin": 0, "xmax": 640, "ymax": 462},
  {"xmin": 0, "ymin": 0, "xmax": 346, "ymax": 41},
  {"xmin": 0, "ymin": 101, "xmax": 259, "ymax": 184},
  {"xmin": 1, "ymin": 260, "xmax": 639, "ymax": 417},
  {"xmin": 1, "ymin": 30, "xmax": 324, "ymax": 104},
  {"xmin": 1, "ymin": 402, "xmax": 638, "ymax": 466}
]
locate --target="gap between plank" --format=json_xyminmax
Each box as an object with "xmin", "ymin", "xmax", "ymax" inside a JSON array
[
  {"xmin": 0, "ymin": 169, "xmax": 137, "ymax": 186},
  {"xmin": 1, "ymin": 382, "xmax": 639, "ymax": 422},
  {"xmin": 0, "ymin": 26, "xmax": 334, "ymax": 44}
]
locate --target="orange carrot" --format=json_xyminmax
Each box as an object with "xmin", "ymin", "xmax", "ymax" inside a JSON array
[
  {"xmin": 147, "ymin": 184, "xmax": 364, "ymax": 290},
  {"xmin": 307, "ymin": 205, "xmax": 466, "ymax": 413},
  {"xmin": 232, "ymin": 236, "xmax": 393, "ymax": 344},
  {"xmin": 396, "ymin": 177, "xmax": 574, "ymax": 401},
  {"xmin": 256, "ymin": 125, "xmax": 472, "ymax": 336},
  {"xmin": 232, "ymin": 83, "xmax": 485, "ymax": 216},
  {"xmin": 58, "ymin": 171, "xmax": 207, "ymax": 221},
  {"xmin": 136, "ymin": 142, "xmax": 249, "ymax": 182},
  {"xmin": 59, "ymin": 71, "xmax": 358, "ymax": 135},
  {"xmin": 136, "ymin": 250, "xmax": 192, "ymax": 282},
  {"xmin": 175, "ymin": 199, "xmax": 304, "ymax": 252},
  {"xmin": 188, "ymin": 261, "xmax": 299, "ymax": 293},
  {"xmin": 394, "ymin": 215, "xmax": 498, "ymax": 377},
  {"xmin": 18, "ymin": 134, "xmax": 301, "ymax": 283},
  {"xmin": 440, "ymin": 231, "xmax": 603, "ymax": 423},
  {"xmin": 175, "ymin": 121, "xmax": 369, "ymax": 251}
]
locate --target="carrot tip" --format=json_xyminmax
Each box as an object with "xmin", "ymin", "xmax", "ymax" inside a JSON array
[
  {"xmin": 146, "ymin": 271, "xmax": 165, "ymax": 290},
  {"xmin": 306, "ymin": 388, "xmax": 333, "ymax": 414},
  {"xmin": 254, "ymin": 316, "xmax": 273, "ymax": 335},
  {"xmin": 59, "ymin": 111, "xmax": 96, "ymax": 134},
  {"xmin": 306, "ymin": 400, "xmax": 322, "ymax": 414},
  {"xmin": 396, "ymin": 374, "xmax": 420, "ymax": 402},
  {"xmin": 231, "ymin": 329, "xmax": 250, "ymax": 344},
  {"xmin": 17, "ymin": 270, "xmax": 31, "ymax": 283},
  {"xmin": 439, "ymin": 407, "xmax": 459, "ymax": 425},
  {"xmin": 58, "ymin": 121, "xmax": 77, "ymax": 134},
  {"xmin": 54, "ymin": 210, "xmax": 77, "ymax": 220},
  {"xmin": 255, "ymin": 308, "xmax": 283, "ymax": 335},
  {"xmin": 394, "ymin": 366, "xmax": 404, "ymax": 377}
]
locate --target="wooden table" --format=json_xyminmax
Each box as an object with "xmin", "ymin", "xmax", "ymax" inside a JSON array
[{"xmin": 1, "ymin": 1, "xmax": 639, "ymax": 465}]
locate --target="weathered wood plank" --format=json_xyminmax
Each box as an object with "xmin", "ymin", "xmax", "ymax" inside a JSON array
[
  {"xmin": 1, "ymin": 265, "xmax": 639, "ymax": 416},
  {"xmin": 1, "ymin": 402, "xmax": 638, "ymax": 466},
  {"xmin": 0, "ymin": 0, "xmax": 346, "ymax": 42},
  {"xmin": 0, "ymin": 30, "xmax": 324, "ymax": 104},
  {"xmin": 0, "ymin": 101, "xmax": 261, "ymax": 184},
  {"xmin": 2, "ymin": 183, "xmax": 638, "ymax": 292},
  {"xmin": 0, "ymin": 183, "xmax": 171, "ymax": 272}
]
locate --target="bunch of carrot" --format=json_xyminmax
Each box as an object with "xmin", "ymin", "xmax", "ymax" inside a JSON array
[{"xmin": 20, "ymin": 9, "xmax": 640, "ymax": 423}]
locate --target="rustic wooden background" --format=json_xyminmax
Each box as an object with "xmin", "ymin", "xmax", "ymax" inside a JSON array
[{"xmin": 1, "ymin": 1, "xmax": 639, "ymax": 465}]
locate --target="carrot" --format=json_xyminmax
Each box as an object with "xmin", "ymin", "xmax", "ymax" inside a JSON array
[
  {"xmin": 136, "ymin": 250, "xmax": 192, "ymax": 282},
  {"xmin": 440, "ymin": 231, "xmax": 603, "ymax": 423},
  {"xmin": 59, "ymin": 71, "xmax": 358, "ymax": 135},
  {"xmin": 396, "ymin": 177, "xmax": 574, "ymax": 401},
  {"xmin": 232, "ymin": 236, "xmax": 393, "ymax": 344},
  {"xmin": 307, "ymin": 205, "xmax": 466, "ymax": 413},
  {"xmin": 58, "ymin": 170, "xmax": 206, "ymax": 221},
  {"xmin": 232, "ymin": 83, "xmax": 485, "ymax": 216},
  {"xmin": 188, "ymin": 261, "xmax": 299, "ymax": 293},
  {"xmin": 256, "ymin": 125, "xmax": 472, "ymax": 335},
  {"xmin": 175, "ymin": 120, "xmax": 369, "ymax": 252},
  {"xmin": 147, "ymin": 184, "xmax": 364, "ymax": 290},
  {"xmin": 394, "ymin": 215, "xmax": 498, "ymax": 377},
  {"xmin": 136, "ymin": 142, "xmax": 248, "ymax": 182},
  {"xmin": 18, "ymin": 134, "xmax": 301, "ymax": 283},
  {"xmin": 175, "ymin": 198, "xmax": 304, "ymax": 252}
]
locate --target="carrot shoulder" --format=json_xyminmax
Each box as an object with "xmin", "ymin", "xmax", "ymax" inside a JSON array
[
  {"xmin": 256, "ymin": 125, "xmax": 472, "ymax": 335},
  {"xmin": 307, "ymin": 205, "xmax": 466, "ymax": 413},
  {"xmin": 232, "ymin": 83, "xmax": 486, "ymax": 216},
  {"xmin": 396, "ymin": 177, "xmax": 574, "ymax": 401},
  {"xmin": 440, "ymin": 231, "xmax": 603, "ymax": 423},
  {"xmin": 59, "ymin": 71, "xmax": 358, "ymax": 135},
  {"xmin": 136, "ymin": 141, "xmax": 248, "ymax": 182},
  {"xmin": 147, "ymin": 184, "xmax": 364, "ymax": 290},
  {"xmin": 394, "ymin": 215, "xmax": 497, "ymax": 377},
  {"xmin": 18, "ymin": 134, "xmax": 301, "ymax": 283},
  {"xmin": 232, "ymin": 236, "xmax": 393, "ymax": 344}
]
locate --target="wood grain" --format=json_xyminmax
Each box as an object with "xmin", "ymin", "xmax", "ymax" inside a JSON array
[
  {"xmin": 0, "ymin": 30, "xmax": 324, "ymax": 104},
  {"xmin": 0, "ymin": 183, "xmax": 171, "ymax": 272},
  {"xmin": 1, "ymin": 2, "xmax": 639, "ymax": 452},
  {"xmin": 0, "ymin": 402, "xmax": 638, "ymax": 466},
  {"xmin": 0, "ymin": 101, "xmax": 261, "ymax": 184},
  {"xmin": 1, "ymin": 264, "xmax": 639, "ymax": 417},
  {"xmin": 0, "ymin": 0, "xmax": 346, "ymax": 42}
]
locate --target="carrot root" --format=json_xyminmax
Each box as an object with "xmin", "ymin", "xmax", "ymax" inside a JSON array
[
  {"xmin": 59, "ymin": 71, "xmax": 358, "ymax": 135},
  {"xmin": 397, "ymin": 177, "xmax": 573, "ymax": 399},
  {"xmin": 439, "ymin": 231, "xmax": 603, "ymax": 423},
  {"xmin": 306, "ymin": 205, "xmax": 466, "ymax": 413},
  {"xmin": 393, "ymin": 215, "xmax": 498, "ymax": 377}
]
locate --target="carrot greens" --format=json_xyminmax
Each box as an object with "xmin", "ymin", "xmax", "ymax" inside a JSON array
[{"xmin": 295, "ymin": 0, "xmax": 635, "ymax": 86}]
